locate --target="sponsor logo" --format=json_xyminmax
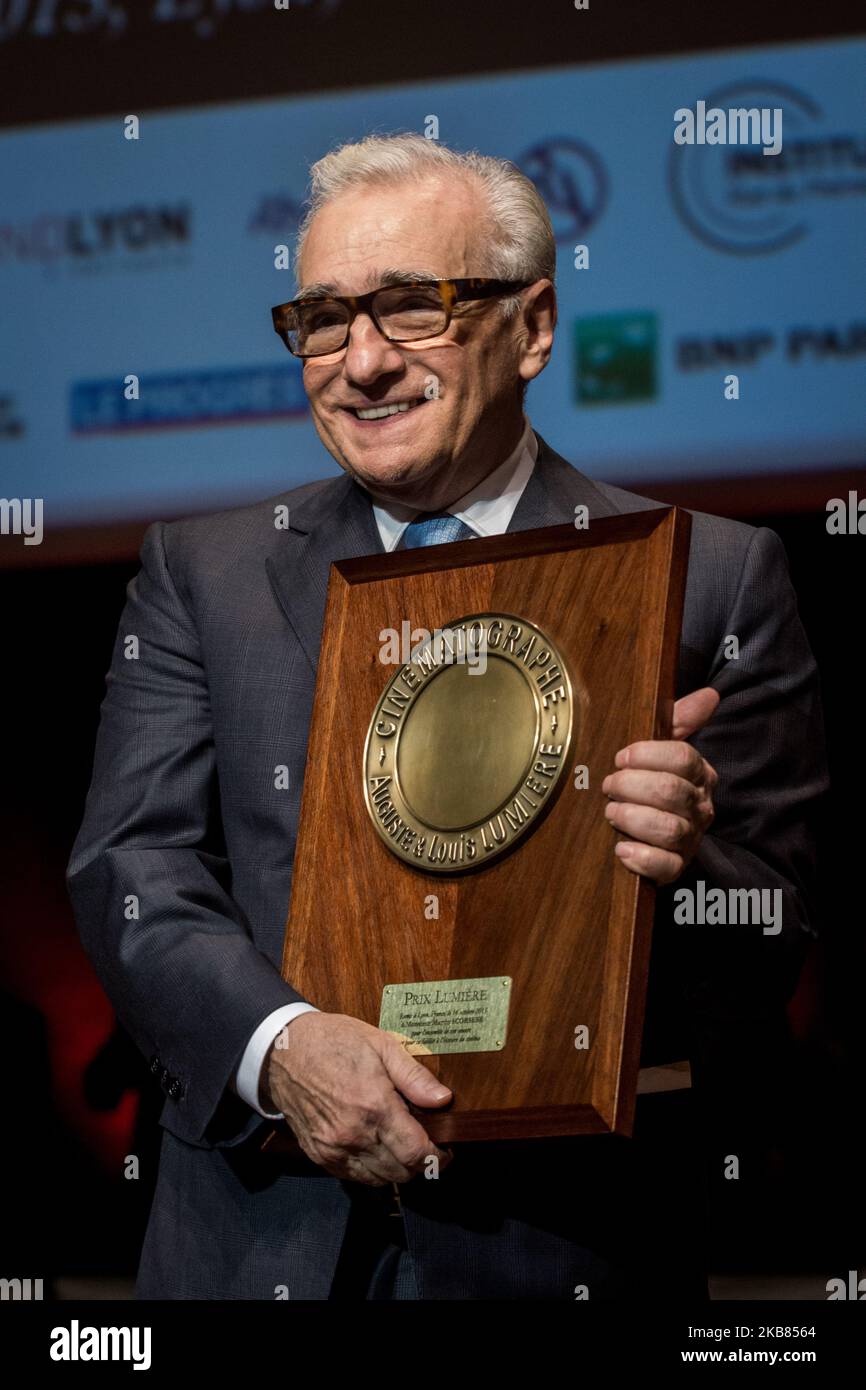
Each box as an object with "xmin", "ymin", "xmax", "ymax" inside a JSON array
[
  {"xmin": 0, "ymin": 204, "xmax": 191, "ymax": 273},
  {"xmin": 574, "ymin": 312, "xmax": 658, "ymax": 405},
  {"xmin": 669, "ymin": 80, "xmax": 866, "ymax": 255},
  {"xmin": 676, "ymin": 321, "xmax": 866, "ymax": 369},
  {"xmin": 70, "ymin": 364, "xmax": 307, "ymax": 433},
  {"xmin": 0, "ymin": 394, "xmax": 24, "ymax": 438},
  {"xmin": 518, "ymin": 137, "xmax": 608, "ymax": 242},
  {"xmin": 247, "ymin": 192, "xmax": 305, "ymax": 237}
]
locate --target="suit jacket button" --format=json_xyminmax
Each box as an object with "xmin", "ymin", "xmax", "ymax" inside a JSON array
[
  {"xmin": 168, "ymin": 1079, "xmax": 183, "ymax": 1101},
  {"xmin": 149, "ymin": 1055, "xmax": 161, "ymax": 1076}
]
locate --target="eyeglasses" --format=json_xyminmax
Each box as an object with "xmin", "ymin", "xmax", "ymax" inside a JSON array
[{"xmin": 271, "ymin": 277, "xmax": 531, "ymax": 359}]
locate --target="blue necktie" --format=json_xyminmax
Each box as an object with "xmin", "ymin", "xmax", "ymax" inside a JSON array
[{"xmin": 397, "ymin": 510, "xmax": 477, "ymax": 549}]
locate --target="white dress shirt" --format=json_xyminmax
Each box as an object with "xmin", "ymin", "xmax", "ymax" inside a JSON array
[{"xmin": 234, "ymin": 416, "xmax": 539, "ymax": 1118}]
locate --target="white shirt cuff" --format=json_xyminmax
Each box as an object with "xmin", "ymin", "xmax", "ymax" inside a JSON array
[{"xmin": 234, "ymin": 1002, "xmax": 320, "ymax": 1119}]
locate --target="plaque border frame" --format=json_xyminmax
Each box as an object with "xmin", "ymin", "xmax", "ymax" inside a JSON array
[{"xmin": 267, "ymin": 506, "xmax": 692, "ymax": 1147}]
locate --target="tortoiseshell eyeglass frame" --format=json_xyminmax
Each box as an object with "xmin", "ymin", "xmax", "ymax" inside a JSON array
[{"xmin": 271, "ymin": 277, "xmax": 532, "ymax": 357}]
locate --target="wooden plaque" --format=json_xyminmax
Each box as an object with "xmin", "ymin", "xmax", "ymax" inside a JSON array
[{"xmin": 270, "ymin": 507, "xmax": 690, "ymax": 1144}]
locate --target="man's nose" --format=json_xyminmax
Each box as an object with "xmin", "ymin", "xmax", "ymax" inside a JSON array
[{"xmin": 342, "ymin": 313, "xmax": 405, "ymax": 385}]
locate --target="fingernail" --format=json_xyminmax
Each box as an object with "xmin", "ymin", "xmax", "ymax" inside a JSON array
[
  {"xmin": 616, "ymin": 843, "xmax": 634, "ymax": 859},
  {"xmin": 430, "ymin": 1086, "xmax": 451, "ymax": 1100}
]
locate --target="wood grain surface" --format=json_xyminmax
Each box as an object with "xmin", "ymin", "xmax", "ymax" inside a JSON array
[{"xmin": 267, "ymin": 507, "xmax": 691, "ymax": 1147}]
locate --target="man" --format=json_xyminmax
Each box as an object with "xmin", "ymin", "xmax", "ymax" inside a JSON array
[{"xmin": 67, "ymin": 134, "xmax": 826, "ymax": 1300}]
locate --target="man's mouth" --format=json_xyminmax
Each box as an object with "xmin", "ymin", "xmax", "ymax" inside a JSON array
[{"xmin": 346, "ymin": 397, "xmax": 428, "ymax": 421}]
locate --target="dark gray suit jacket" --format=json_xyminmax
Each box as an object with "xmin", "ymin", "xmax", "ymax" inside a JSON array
[{"xmin": 67, "ymin": 434, "xmax": 827, "ymax": 1299}]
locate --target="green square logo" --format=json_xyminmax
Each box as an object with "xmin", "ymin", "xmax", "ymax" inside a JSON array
[{"xmin": 574, "ymin": 312, "xmax": 658, "ymax": 405}]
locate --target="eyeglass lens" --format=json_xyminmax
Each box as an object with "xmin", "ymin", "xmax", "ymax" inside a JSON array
[{"xmin": 287, "ymin": 284, "xmax": 448, "ymax": 356}]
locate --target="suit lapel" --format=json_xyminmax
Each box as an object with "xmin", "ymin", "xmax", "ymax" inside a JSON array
[
  {"xmin": 267, "ymin": 432, "xmax": 621, "ymax": 674},
  {"xmin": 266, "ymin": 472, "xmax": 383, "ymax": 675},
  {"xmin": 508, "ymin": 433, "xmax": 621, "ymax": 531}
]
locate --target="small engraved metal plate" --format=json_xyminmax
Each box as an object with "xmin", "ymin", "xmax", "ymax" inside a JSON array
[{"xmin": 379, "ymin": 976, "xmax": 512, "ymax": 1055}]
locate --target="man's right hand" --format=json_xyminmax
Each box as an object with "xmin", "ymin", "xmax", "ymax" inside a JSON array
[{"xmin": 263, "ymin": 1012, "xmax": 454, "ymax": 1186}]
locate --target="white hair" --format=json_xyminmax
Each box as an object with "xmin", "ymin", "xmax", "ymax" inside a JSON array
[{"xmin": 295, "ymin": 132, "xmax": 556, "ymax": 316}]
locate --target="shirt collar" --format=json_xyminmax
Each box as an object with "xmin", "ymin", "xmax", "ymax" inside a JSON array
[{"xmin": 371, "ymin": 415, "xmax": 538, "ymax": 553}]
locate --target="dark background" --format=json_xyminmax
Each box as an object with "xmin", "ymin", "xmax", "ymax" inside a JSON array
[{"xmin": 1, "ymin": 0, "xmax": 859, "ymax": 130}]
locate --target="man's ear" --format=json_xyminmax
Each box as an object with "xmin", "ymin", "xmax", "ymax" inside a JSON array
[{"xmin": 517, "ymin": 279, "xmax": 557, "ymax": 383}]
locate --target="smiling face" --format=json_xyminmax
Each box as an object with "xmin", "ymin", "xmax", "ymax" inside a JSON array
[{"xmin": 296, "ymin": 175, "xmax": 555, "ymax": 511}]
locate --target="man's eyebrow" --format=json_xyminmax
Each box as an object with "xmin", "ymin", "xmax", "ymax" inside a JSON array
[
  {"xmin": 377, "ymin": 267, "xmax": 440, "ymax": 287},
  {"xmin": 295, "ymin": 281, "xmax": 339, "ymax": 302},
  {"xmin": 294, "ymin": 269, "xmax": 441, "ymax": 301}
]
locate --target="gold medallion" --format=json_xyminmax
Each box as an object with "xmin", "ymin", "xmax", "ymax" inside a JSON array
[{"xmin": 363, "ymin": 613, "xmax": 575, "ymax": 872}]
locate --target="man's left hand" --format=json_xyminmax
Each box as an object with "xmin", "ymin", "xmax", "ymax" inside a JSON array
[{"xmin": 601, "ymin": 686, "xmax": 720, "ymax": 885}]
